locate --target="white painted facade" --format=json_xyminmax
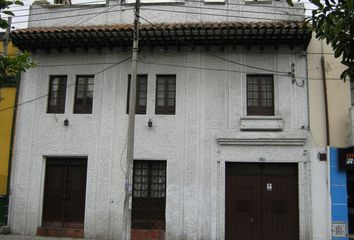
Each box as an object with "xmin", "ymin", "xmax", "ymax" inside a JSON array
[{"xmin": 7, "ymin": 1, "xmax": 328, "ymax": 239}]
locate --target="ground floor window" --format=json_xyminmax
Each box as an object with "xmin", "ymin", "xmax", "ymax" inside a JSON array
[
  {"xmin": 42, "ymin": 157, "xmax": 87, "ymax": 229},
  {"xmin": 132, "ymin": 160, "xmax": 166, "ymax": 229}
]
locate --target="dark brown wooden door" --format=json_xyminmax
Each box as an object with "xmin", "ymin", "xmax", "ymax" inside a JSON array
[
  {"xmin": 225, "ymin": 163, "xmax": 298, "ymax": 240},
  {"xmin": 42, "ymin": 158, "xmax": 87, "ymax": 229}
]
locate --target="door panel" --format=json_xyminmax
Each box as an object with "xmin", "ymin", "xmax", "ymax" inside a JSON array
[
  {"xmin": 42, "ymin": 158, "xmax": 87, "ymax": 229},
  {"xmin": 42, "ymin": 164, "xmax": 66, "ymax": 228},
  {"xmin": 225, "ymin": 163, "xmax": 298, "ymax": 240},
  {"xmin": 262, "ymin": 175, "xmax": 298, "ymax": 240},
  {"xmin": 226, "ymin": 175, "xmax": 260, "ymax": 240}
]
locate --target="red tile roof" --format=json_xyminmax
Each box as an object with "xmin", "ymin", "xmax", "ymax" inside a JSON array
[{"xmin": 12, "ymin": 21, "xmax": 311, "ymax": 51}]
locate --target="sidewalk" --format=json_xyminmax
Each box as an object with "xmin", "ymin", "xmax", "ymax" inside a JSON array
[{"xmin": 0, "ymin": 235, "xmax": 85, "ymax": 240}]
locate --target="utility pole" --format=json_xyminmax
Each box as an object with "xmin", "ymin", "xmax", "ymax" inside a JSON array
[{"xmin": 123, "ymin": 0, "xmax": 140, "ymax": 239}]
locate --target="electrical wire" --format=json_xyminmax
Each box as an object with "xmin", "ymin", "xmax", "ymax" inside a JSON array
[
  {"xmin": 146, "ymin": 3, "xmax": 307, "ymax": 18},
  {"xmin": 11, "ymin": 7, "xmax": 133, "ymax": 24},
  {"xmin": 138, "ymin": 58, "xmax": 345, "ymax": 81},
  {"xmin": 141, "ymin": 7, "xmax": 303, "ymax": 22},
  {"xmin": 0, "ymin": 56, "xmax": 131, "ymax": 112},
  {"xmin": 5, "ymin": 0, "xmax": 307, "ymax": 20},
  {"xmin": 138, "ymin": 14, "xmax": 291, "ymax": 74},
  {"xmin": 5, "ymin": 0, "xmax": 106, "ymax": 9}
]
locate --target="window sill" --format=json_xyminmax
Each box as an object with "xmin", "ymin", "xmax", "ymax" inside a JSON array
[{"xmin": 240, "ymin": 116, "xmax": 283, "ymax": 131}]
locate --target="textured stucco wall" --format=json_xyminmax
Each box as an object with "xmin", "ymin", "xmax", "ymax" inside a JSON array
[{"xmin": 7, "ymin": 45, "xmax": 315, "ymax": 240}]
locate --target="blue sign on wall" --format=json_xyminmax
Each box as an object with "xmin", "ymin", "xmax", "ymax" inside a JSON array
[{"xmin": 330, "ymin": 147, "xmax": 349, "ymax": 240}]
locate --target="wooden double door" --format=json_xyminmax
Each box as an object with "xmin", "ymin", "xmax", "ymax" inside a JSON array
[
  {"xmin": 225, "ymin": 163, "xmax": 299, "ymax": 240},
  {"xmin": 42, "ymin": 158, "xmax": 87, "ymax": 229}
]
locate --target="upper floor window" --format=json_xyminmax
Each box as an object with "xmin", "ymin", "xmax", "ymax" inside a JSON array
[
  {"xmin": 47, "ymin": 75, "xmax": 67, "ymax": 114},
  {"xmin": 74, "ymin": 75, "xmax": 94, "ymax": 114},
  {"xmin": 247, "ymin": 75, "xmax": 274, "ymax": 116},
  {"xmin": 127, "ymin": 75, "xmax": 148, "ymax": 114},
  {"xmin": 155, "ymin": 75, "xmax": 176, "ymax": 115}
]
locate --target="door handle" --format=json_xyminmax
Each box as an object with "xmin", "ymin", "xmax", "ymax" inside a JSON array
[{"xmin": 250, "ymin": 217, "xmax": 254, "ymax": 223}]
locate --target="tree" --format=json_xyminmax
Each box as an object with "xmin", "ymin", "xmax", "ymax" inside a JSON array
[
  {"xmin": 288, "ymin": 0, "xmax": 354, "ymax": 80},
  {"xmin": 0, "ymin": 0, "xmax": 35, "ymax": 85}
]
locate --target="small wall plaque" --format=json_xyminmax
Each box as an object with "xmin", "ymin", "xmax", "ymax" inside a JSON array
[{"xmin": 332, "ymin": 221, "xmax": 347, "ymax": 237}]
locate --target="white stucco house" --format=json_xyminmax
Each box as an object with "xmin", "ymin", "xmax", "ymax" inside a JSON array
[{"xmin": 6, "ymin": 0, "xmax": 328, "ymax": 239}]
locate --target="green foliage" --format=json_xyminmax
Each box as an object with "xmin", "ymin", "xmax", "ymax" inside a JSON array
[
  {"xmin": 0, "ymin": 52, "xmax": 36, "ymax": 85},
  {"xmin": 305, "ymin": 0, "xmax": 354, "ymax": 80},
  {"xmin": 0, "ymin": 0, "xmax": 35, "ymax": 85}
]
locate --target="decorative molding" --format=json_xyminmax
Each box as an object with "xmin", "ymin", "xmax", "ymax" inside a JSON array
[
  {"xmin": 216, "ymin": 130, "xmax": 307, "ymax": 146},
  {"xmin": 240, "ymin": 116, "xmax": 283, "ymax": 131}
]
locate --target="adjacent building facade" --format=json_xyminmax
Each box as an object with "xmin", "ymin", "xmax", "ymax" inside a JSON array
[
  {"xmin": 0, "ymin": 42, "xmax": 21, "ymax": 227},
  {"xmin": 7, "ymin": 0, "xmax": 318, "ymax": 239},
  {"xmin": 307, "ymin": 36, "xmax": 354, "ymax": 240}
]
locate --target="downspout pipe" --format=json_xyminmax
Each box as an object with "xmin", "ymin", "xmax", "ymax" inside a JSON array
[{"xmin": 321, "ymin": 56, "xmax": 330, "ymax": 146}]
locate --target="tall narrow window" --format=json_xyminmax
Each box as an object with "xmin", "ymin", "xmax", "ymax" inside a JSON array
[
  {"xmin": 47, "ymin": 76, "xmax": 67, "ymax": 113},
  {"xmin": 127, "ymin": 75, "xmax": 148, "ymax": 114},
  {"xmin": 155, "ymin": 75, "xmax": 176, "ymax": 115},
  {"xmin": 247, "ymin": 75, "xmax": 274, "ymax": 116},
  {"xmin": 74, "ymin": 75, "xmax": 94, "ymax": 114},
  {"xmin": 132, "ymin": 160, "xmax": 166, "ymax": 230}
]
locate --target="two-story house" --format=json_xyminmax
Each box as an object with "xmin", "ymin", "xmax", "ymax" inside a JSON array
[{"xmin": 7, "ymin": 0, "xmax": 315, "ymax": 239}]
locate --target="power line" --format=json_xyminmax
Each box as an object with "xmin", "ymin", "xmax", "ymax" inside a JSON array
[
  {"xmin": 8, "ymin": 3, "xmax": 306, "ymax": 24},
  {"xmin": 7, "ymin": 2, "xmax": 123, "ymax": 20},
  {"xmin": 7, "ymin": 0, "xmax": 306, "ymax": 21},
  {"xmin": 186, "ymin": 0, "xmax": 317, "ymax": 11},
  {"xmin": 6, "ymin": 0, "xmax": 105, "ymax": 9},
  {"xmin": 150, "ymin": 3, "xmax": 307, "ymax": 18},
  {"xmin": 0, "ymin": 56, "xmax": 131, "ymax": 112},
  {"xmin": 138, "ymin": 14, "xmax": 347, "ymax": 81},
  {"xmin": 138, "ymin": 58, "xmax": 344, "ymax": 81},
  {"xmin": 12, "ymin": 7, "xmax": 133, "ymax": 24},
  {"xmin": 138, "ymin": 14, "xmax": 291, "ymax": 75},
  {"xmin": 141, "ymin": 7, "xmax": 303, "ymax": 22}
]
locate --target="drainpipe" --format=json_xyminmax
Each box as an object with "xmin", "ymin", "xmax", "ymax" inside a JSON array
[{"xmin": 321, "ymin": 56, "xmax": 330, "ymax": 146}]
